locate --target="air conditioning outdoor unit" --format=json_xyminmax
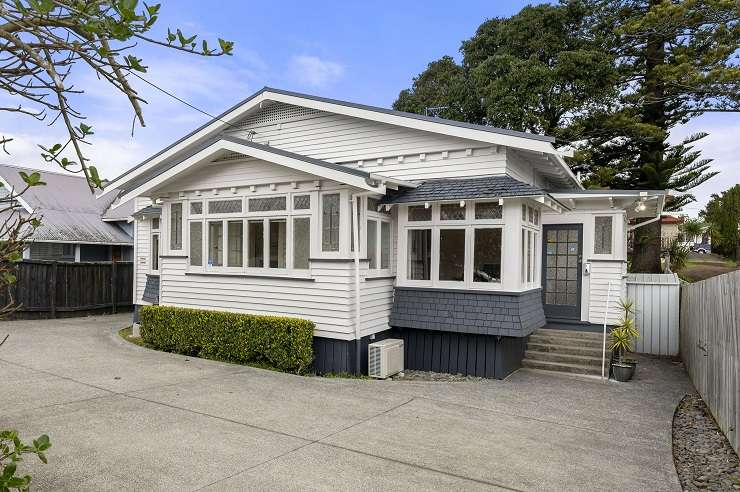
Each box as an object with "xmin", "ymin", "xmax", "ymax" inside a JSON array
[{"xmin": 368, "ymin": 338, "xmax": 404, "ymax": 379}]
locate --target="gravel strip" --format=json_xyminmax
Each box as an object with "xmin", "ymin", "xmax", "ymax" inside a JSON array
[
  {"xmin": 673, "ymin": 394, "xmax": 740, "ymax": 491},
  {"xmin": 390, "ymin": 370, "xmax": 485, "ymax": 382}
]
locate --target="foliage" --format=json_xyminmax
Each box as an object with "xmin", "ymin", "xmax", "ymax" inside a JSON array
[
  {"xmin": 0, "ymin": 0, "xmax": 234, "ymax": 191},
  {"xmin": 666, "ymin": 236, "xmax": 691, "ymax": 272},
  {"xmin": 680, "ymin": 218, "xmax": 705, "ymax": 243},
  {"xmin": 609, "ymin": 298, "xmax": 639, "ymax": 359},
  {"xmin": 700, "ymin": 184, "xmax": 740, "ymax": 259},
  {"xmin": 0, "ymin": 430, "xmax": 51, "ymax": 491},
  {"xmin": 139, "ymin": 306, "xmax": 315, "ymax": 374}
]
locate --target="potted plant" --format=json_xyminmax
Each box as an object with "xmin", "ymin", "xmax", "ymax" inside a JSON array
[{"xmin": 609, "ymin": 299, "xmax": 639, "ymax": 382}]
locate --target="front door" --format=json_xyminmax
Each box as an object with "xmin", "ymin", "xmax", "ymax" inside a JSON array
[{"xmin": 542, "ymin": 224, "xmax": 583, "ymax": 320}]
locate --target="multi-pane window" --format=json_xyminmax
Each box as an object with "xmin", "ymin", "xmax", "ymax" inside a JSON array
[
  {"xmin": 293, "ymin": 217, "xmax": 310, "ymax": 269},
  {"xmin": 408, "ymin": 205, "xmax": 432, "ymax": 222},
  {"xmin": 209, "ymin": 199, "xmax": 242, "ymax": 215},
  {"xmin": 407, "ymin": 229, "xmax": 431, "ymax": 280},
  {"xmin": 322, "ymin": 193, "xmax": 340, "ymax": 252},
  {"xmin": 249, "ymin": 196, "xmax": 286, "ymax": 212},
  {"xmin": 475, "ymin": 202, "xmax": 502, "ymax": 220},
  {"xmin": 170, "ymin": 203, "xmax": 182, "ymax": 250},
  {"xmin": 293, "ymin": 195, "xmax": 311, "ymax": 210},
  {"xmin": 190, "ymin": 202, "xmax": 203, "ymax": 215},
  {"xmin": 594, "ymin": 216, "xmax": 613, "ymax": 254},
  {"xmin": 189, "ymin": 222, "xmax": 202, "ymax": 266},
  {"xmin": 473, "ymin": 228, "xmax": 502, "ymax": 283},
  {"xmin": 227, "ymin": 221, "xmax": 243, "ymax": 267},
  {"xmin": 440, "ymin": 203, "xmax": 465, "ymax": 221}
]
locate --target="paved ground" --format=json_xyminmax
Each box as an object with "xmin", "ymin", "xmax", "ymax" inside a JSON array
[{"xmin": 0, "ymin": 315, "xmax": 694, "ymax": 491}]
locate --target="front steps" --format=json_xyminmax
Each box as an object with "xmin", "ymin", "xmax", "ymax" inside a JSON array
[{"xmin": 522, "ymin": 328, "xmax": 609, "ymax": 377}]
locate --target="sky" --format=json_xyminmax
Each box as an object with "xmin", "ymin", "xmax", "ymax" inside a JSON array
[{"xmin": 1, "ymin": 0, "xmax": 737, "ymax": 216}]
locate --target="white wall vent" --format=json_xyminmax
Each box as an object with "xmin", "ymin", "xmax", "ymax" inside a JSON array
[
  {"xmin": 232, "ymin": 103, "xmax": 321, "ymax": 130},
  {"xmin": 368, "ymin": 338, "xmax": 404, "ymax": 379}
]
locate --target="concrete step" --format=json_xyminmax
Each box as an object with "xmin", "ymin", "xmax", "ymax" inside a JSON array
[
  {"xmin": 524, "ymin": 350, "xmax": 609, "ymax": 368},
  {"xmin": 521, "ymin": 358, "xmax": 603, "ymax": 376},
  {"xmin": 537, "ymin": 328, "xmax": 605, "ymax": 340},
  {"xmin": 528, "ymin": 334, "xmax": 604, "ymax": 348},
  {"xmin": 525, "ymin": 342, "xmax": 605, "ymax": 358}
]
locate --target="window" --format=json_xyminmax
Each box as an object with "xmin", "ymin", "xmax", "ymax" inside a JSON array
[
  {"xmin": 249, "ymin": 196, "xmax": 286, "ymax": 212},
  {"xmin": 594, "ymin": 216, "xmax": 613, "ymax": 254},
  {"xmin": 527, "ymin": 230, "xmax": 533, "ymax": 282},
  {"xmin": 408, "ymin": 205, "xmax": 431, "ymax": 222},
  {"xmin": 152, "ymin": 217, "xmax": 160, "ymax": 230},
  {"xmin": 189, "ymin": 222, "xmax": 202, "ymax": 266},
  {"xmin": 380, "ymin": 221, "xmax": 391, "ymax": 269},
  {"xmin": 475, "ymin": 202, "xmax": 502, "ymax": 220},
  {"xmin": 208, "ymin": 221, "xmax": 223, "ymax": 267},
  {"xmin": 227, "ymin": 221, "xmax": 243, "ymax": 267},
  {"xmin": 534, "ymin": 209, "xmax": 539, "ymax": 225},
  {"xmin": 440, "ymin": 203, "xmax": 465, "ymax": 221},
  {"xmin": 322, "ymin": 193, "xmax": 340, "ymax": 252},
  {"xmin": 293, "ymin": 195, "xmax": 310, "ymax": 210},
  {"xmin": 248, "ymin": 220, "xmax": 264, "ymax": 267},
  {"xmin": 528, "ymin": 207, "xmax": 534, "ymax": 224},
  {"xmin": 407, "ymin": 229, "xmax": 431, "ymax": 280},
  {"xmin": 190, "ymin": 202, "xmax": 202, "ymax": 215},
  {"xmin": 366, "ymin": 220, "xmax": 377, "ymax": 268},
  {"xmin": 151, "ymin": 233, "xmax": 159, "ymax": 271},
  {"xmin": 170, "ymin": 203, "xmax": 182, "ymax": 250},
  {"xmin": 522, "ymin": 204, "xmax": 527, "ymax": 221},
  {"xmin": 367, "ymin": 197, "xmax": 390, "ymax": 215},
  {"xmin": 269, "ymin": 219, "xmax": 286, "ymax": 268},
  {"xmin": 473, "ymin": 229, "xmax": 502, "ymax": 283},
  {"xmin": 209, "ymin": 199, "xmax": 242, "ymax": 214},
  {"xmin": 293, "ymin": 217, "xmax": 310, "ymax": 269},
  {"xmin": 439, "ymin": 229, "xmax": 465, "ymax": 281}
]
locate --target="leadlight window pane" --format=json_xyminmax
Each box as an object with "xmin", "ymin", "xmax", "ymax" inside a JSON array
[
  {"xmin": 475, "ymin": 202, "xmax": 502, "ymax": 220},
  {"xmin": 189, "ymin": 222, "xmax": 202, "ymax": 266},
  {"xmin": 321, "ymin": 194, "xmax": 340, "ymax": 252},
  {"xmin": 248, "ymin": 196, "xmax": 285, "ymax": 212},
  {"xmin": 440, "ymin": 203, "xmax": 465, "ymax": 220},
  {"xmin": 152, "ymin": 218, "xmax": 160, "ymax": 230},
  {"xmin": 366, "ymin": 220, "xmax": 377, "ymax": 269},
  {"xmin": 439, "ymin": 229, "xmax": 465, "ymax": 281},
  {"xmin": 473, "ymin": 228, "xmax": 502, "ymax": 283},
  {"xmin": 208, "ymin": 199, "xmax": 242, "ymax": 214},
  {"xmin": 190, "ymin": 202, "xmax": 203, "ymax": 215},
  {"xmin": 248, "ymin": 220, "xmax": 264, "ymax": 267},
  {"xmin": 380, "ymin": 221, "xmax": 391, "ymax": 269},
  {"xmin": 522, "ymin": 204, "xmax": 527, "ymax": 221},
  {"xmin": 227, "ymin": 221, "xmax": 243, "ymax": 267},
  {"xmin": 293, "ymin": 195, "xmax": 311, "ymax": 210},
  {"xmin": 407, "ymin": 229, "xmax": 431, "ymax": 280},
  {"xmin": 528, "ymin": 206, "xmax": 534, "ymax": 224},
  {"xmin": 293, "ymin": 217, "xmax": 310, "ymax": 269},
  {"xmin": 170, "ymin": 203, "xmax": 182, "ymax": 250},
  {"xmin": 534, "ymin": 209, "xmax": 539, "ymax": 225},
  {"xmin": 594, "ymin": 216, "xmax": 613, "ymax": 254},
  {"xmin": 151, "ymin": 234, "xmax": 159, "ymax": 271},
  {"xmin": 208, "ymin": 221, "xmax": 223, "ymax": 267},
  {"xmin": 367, "ymin": 197, "xmax": 380, "ymax": 212},
  {"xmin": 408, "ymin": 205, "xmax": 431, "ymax": 222},
  {"xmin": 269, "ymin": 219, "xmax": 287, "ymax": 268}
]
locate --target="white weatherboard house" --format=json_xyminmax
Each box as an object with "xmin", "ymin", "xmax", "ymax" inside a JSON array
[{"xmin": 104, "ymin": 88, "xmax": 668, "ymax": 378}]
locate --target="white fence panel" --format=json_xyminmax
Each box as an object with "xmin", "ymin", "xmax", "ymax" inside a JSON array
[{"xmin": 626, "ymin": 273, "xmax": 680, "ymax": 356}]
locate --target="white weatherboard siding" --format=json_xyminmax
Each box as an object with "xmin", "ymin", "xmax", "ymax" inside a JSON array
[
  {"xmin": 134, "ymin": 197, "xmax": 153, "ymax": 304},
  {"xmin": 360, "ymin": 276, "xmax": 395, "ymax": 337},
  {"xmin": 588, "ymin": 260, "xmax": 628, "ymax": 325}
]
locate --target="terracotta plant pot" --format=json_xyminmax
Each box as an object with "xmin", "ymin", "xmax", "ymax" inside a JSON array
[{"xmin": 612, "ymin": 362, "xmax": 635, "ymax": 382}]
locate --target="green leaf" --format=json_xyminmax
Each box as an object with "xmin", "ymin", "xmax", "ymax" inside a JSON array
[
  {"xmin": 3, "ymin": 272, "xmax": 17, "ymax": 285},
  {"xmin": 19, "ymin": 172, "xmax": 45, "ymax": 187},
  {"xmin": 218, "ymin": 38, "xmax": 234, "ymax": 55},
  {"xmin": 88, "ymin": 166, "xmax": 103, "ymax": 189}
]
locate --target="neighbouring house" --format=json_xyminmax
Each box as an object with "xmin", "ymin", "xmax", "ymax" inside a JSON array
[
  {"xmin": 660, "ymin": 214, "xmax": 687, "ymax": 248},
  {"xmin": 0, "ymin": 164, "xmax": 134, "ymax": 261},
  {"xmin": 104, "ymin": 87, "xmax": 668, "ymax": 378}
]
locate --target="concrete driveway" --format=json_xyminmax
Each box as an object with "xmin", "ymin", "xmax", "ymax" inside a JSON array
[{"xmin": 0, "ymin": 315, "xmax": 693, "ymax": 491}]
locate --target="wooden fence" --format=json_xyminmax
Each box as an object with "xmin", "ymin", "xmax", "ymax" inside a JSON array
[
  {"xmin": 0, "ymin": 260, "xmax": 133, "ymax": 318},
  {"xmin": 680, "ymin": 270, "xmax": 740, "ymax": 454},
  {"xmin": 626, "ymin": 273, "xmax": 680, "ymax": 356}
]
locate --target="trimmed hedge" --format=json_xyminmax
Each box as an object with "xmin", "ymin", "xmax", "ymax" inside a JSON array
[{"xmin": 139, "ymin": 306, "xmax": 314, "ymax": 374}]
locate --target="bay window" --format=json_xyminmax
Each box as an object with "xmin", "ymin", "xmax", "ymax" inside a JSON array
[
  {"xmin": 473, "ymin": 228, "xmax": 502, "ymax": 283},
  {"xmin": 439, "ymin": 229, "xmax": 465, "ymax": 281},
  {"xmin": 407, "ymin": 229, "xmax": 431, "ymax": 280}
]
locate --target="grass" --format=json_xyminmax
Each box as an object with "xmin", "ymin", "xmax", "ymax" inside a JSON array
[{"xmin": 117, "ymin": 326, "xmax": 372, "ymax": 380}]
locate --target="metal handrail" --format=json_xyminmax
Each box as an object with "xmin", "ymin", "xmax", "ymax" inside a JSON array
[{"xmin": 602, "ymin": 281, "xmax": 613, "ymax": 381}]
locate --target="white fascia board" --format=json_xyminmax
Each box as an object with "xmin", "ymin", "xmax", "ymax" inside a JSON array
[
  {"xmin": 268, "ymin": 91, "xmax": 557, "ymax": 155},
  {"xmin": 550, "ymin": 154, "xmax": 584, "ymax": 190},
  {"xmin": 118, "ymin": 139, "xmax": 381, "ymax": 203}
]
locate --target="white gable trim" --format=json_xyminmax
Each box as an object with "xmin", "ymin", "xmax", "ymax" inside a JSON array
[
  {"xmin": 104, "ymin": 88, "xmax": 580, "ymax": 195},
  {"xmin": 117, "ymin": 138, "xmax": 382, "ymax": 203}
]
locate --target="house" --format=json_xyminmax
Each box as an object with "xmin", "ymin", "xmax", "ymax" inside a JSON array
[
  {"xmin": 0, "ymin": 164, "xmax": 134, "ymax": 261},
  {"xmin": 103, "ymin": 87, "xmax": 668, "ymax": 378},
  {"xmin": 660, "ymin": 214, "xmax": 687, "ymax": 248}
]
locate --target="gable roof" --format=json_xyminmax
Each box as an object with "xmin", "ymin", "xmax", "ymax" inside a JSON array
[
  {"xmin": 116, "ymin": 135, "xmax": 394, "ymax": 203},
  {"xmin": 103, "ymin": 87, "xmax": 580, "ymax": 195},
  {"xmin": 0, "ymin": 164, "xmax": 133, "ymax": 245},
  {"xmin": 380, "ymin": 175, "xmax": 545, "ymax": 204}
]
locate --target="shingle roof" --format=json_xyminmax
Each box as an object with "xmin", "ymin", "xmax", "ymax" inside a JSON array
[
  {"xmin": 380, "ymin": 175, "xmax": 544, "ymax": 204},
  {"xmin": 0, "ymin": 164, "xmax": 133, "ymax": 244}
]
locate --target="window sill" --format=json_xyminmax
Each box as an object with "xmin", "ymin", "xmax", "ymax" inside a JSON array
[
  {"xmin": 364, "ymin": 274, "xmax": 396, "ymax": 281},
  {"xmin": 159, "ymin": 254, "xmax": 188, "ymax": 259},
  {"xmin": 184, "ymin": 270, "xmax": 315, "ymax": 281}
]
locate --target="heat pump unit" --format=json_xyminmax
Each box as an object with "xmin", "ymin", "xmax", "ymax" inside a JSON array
[{"xmin": 368, "ymin": 338, "xmax": 404, "ymax": 379}]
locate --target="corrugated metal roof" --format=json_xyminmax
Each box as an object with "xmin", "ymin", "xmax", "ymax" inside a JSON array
[
  {"xmin": 380, "ymin": 175, "xmax": 544, "ymax": 204},
  {"xmin": 0, "ymin": 164, "xmax": 133, "ymax": 245}
]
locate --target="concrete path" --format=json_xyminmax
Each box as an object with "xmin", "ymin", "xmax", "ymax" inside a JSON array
[{"xmin": 0, "ymin": 315, "xmax": 693, "ymax": 491}]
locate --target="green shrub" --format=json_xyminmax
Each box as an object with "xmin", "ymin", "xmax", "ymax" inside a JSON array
[{"xmin": 139, "ymin": 306, "xmax": 314, "ymax": 374}]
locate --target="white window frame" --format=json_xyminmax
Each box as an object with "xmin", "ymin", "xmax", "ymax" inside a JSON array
[
  {"xmin": 520, "ymin": 201, "xmax": 542, "ymax": 290},
  {"xmin": 168, "ymin": 201, "xmax": 184, "ymax": 252},
  {"xmin": 593, "ymin": 215, "xmax": 615, "ymax": 258},
  {"xmin": 365, "ymin": 199, "xmax": 393, "ymax": 276},
  {"xmin": 150, "ymin": 216, "xmax": 160, "ymax": 274}
]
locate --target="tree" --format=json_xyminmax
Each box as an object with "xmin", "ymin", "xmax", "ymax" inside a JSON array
[
  {"xmin": 680, "ymin": 217, "xmax": 704, "ymax": 243},
  {"xmin": 0, "ymin": 1, "xmax": 232, "ymax": 313},
  {"xmin": 700, "ymin": 185, "xmax": 740, "ymax": 259}
]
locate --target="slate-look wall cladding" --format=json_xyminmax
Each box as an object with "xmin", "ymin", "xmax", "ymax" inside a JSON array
[{"xmin": 389, "ymin": 287, "xmax": 546, "ymax": 337}]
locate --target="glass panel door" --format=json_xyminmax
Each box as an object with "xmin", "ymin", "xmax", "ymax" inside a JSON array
[{"xmin": 542, "ymin": 224, "xmax": 582, "ymax": 320}]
